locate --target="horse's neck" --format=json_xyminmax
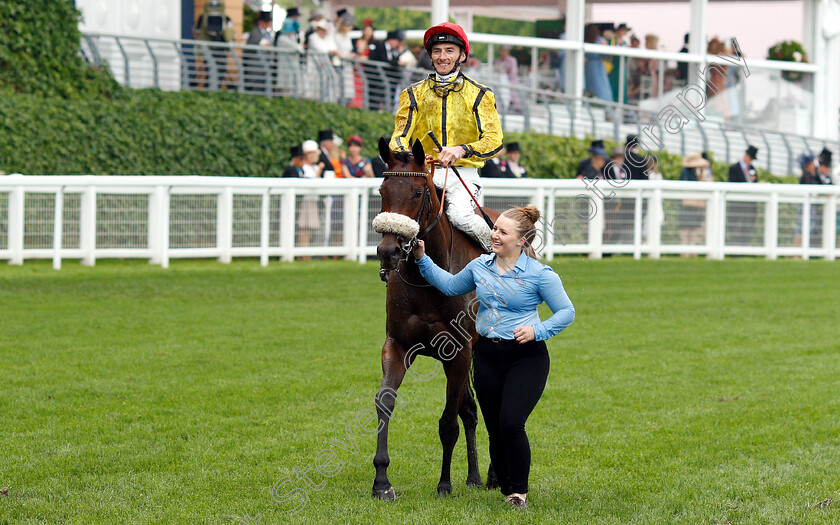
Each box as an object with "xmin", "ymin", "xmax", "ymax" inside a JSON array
[{"xmin": 422, "ymin": 205, "xmax": 452, "ymax": 270}]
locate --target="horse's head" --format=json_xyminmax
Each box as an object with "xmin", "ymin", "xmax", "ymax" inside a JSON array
[{"xmin": 373, "ymin": 137, "xmax": 436, "ymax": 279}]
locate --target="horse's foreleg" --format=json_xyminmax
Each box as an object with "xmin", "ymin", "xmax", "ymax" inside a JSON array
[
  {"xmin": 437, "ymin": 356, "xmax": 469, "ymax": 496},
  {"xmin": 372, "ymin": 337, "xmax": 407, "ymax": 501},
  {"xmin": 459, "ymin": 379, "xmax": 483, "ymax": 487}
]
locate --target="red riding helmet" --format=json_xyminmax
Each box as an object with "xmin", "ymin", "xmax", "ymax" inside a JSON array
[{"xmin": 423, "ymin": 22, "xmax": 470, "ymax": 57}]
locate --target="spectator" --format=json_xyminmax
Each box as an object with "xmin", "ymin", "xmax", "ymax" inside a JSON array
[
  {"xmin": 553, "ymin": 31, "xmax": 567, "ymax": 91},
  {"xmin": 578, "ymin": 145, "xmax": 608, "ymax": 180},
  {"xmin": 333, "ymin": 12, "xmax": 357, "ymax": 103},
  {"xmin": 607, "ymin": 24, "xmax": 630, "ymax": 102},
  {"xmin": 584, "ymin": 24, "xmax": 613, "ymax": 102},
  {"xmin": 194, "ymin": 0, "xmax": 235, "ymax": 90},
  {"xmin": 317, "ymin": 129, "xmax": 342, "ymax": 246},
  {"xmin": 495, "ymin": 45, "xmax": 522, "ymax": 113},
  {"xmin": 342, "ymin": 136, "xmax": 374, "ymax": 178},
  {"xmin": 298, "ymin": 140, "xmax": 325, "ymax": 253},
  {"xmin": 503, "ymin": 142, "xmax": 527, "ymax": 178},
  {"xmin": 367, "ymin": 29, "xmax": 405, "ymax": 110},
  {"xmin": 308, "ymin": 19, "xmax": 338, "ymax": 59},
  {"xmin": 727, "ymin": 145, "xmax": 758, "ymax": 245},
  {"xmin": 275, "ymin": 7, "xmax": 301, "ymax": 48},
  {"xmin": 604, "ymin": 146, "xmax": 628, "ymax": 181},
  {"xmin": 245, "ymin": 10, "xmax": 274, "ymax": 93},
  {"xmin": 643, "ymin": 34, "xmax": 660, "ymax": 98},
  {"xmin": 317, "ymin": 130, "xmax": 337, "ymax": 178},
  {"xmin": 646, "ymin": 155, "xmax": 663, "ymax": 180},
  {"xmin": 817, "ymin": 147, "xmax": 834, "ymax": 184},
  {"xmin": 334, "ymin": 12, "xmax": 356, "ymax": 59},
  {"xmin": 706, "ymin": 38, "xmax": 729, "ymax": 117},
  {"xmin": 329, "ymin": 141, "xmax": 345, "ymax": 178},
  {"xmin": 729, "ymin": 145, "xmax": 757, "ymax": 183},
  {"xmin": 576, "ymin": 139, "xmax": 605, "ymax": 178},
  {"xmin": 676, "ymin": 33, "xmax": 689, "ymax": 82},
  {"xmin": 355, "ymin": 20, "xmax": 375, "ymax": 58},
  {"xmin": 724, "ymin": 39, "xmax": 742, "ymax": 120},
  {"xmin": 614, "ymin": 23, "xmax": 630, "ymax": 46},
  {"xmin": 793, "ymin": 152, "xmax": 822, "ymax": 249},
  {"xmin": 247, "ymin": 11, "xmax": 274, "ymax": 46},
  {"xmin": 624, "ymin": 134, "xmax": 649, "ymax": 180},
  {"xmin": 679, "ymin": 152, "xmax": 712, "ymax": 254},
  {"xmin": 283, "ymin": 144, "xmax": 305, "ymax": 177},
  {"xmin": 303, "ymin": 11, "xmax": 326, "ymax": 51}
]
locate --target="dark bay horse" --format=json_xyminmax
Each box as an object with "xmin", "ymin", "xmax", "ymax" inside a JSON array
[{"xmin": 371, "ymin": 137, "xmax": 500, "ymax": 500}]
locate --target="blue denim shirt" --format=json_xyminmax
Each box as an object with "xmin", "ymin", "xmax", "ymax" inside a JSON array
[{"xmin": 416, "ymin": 251, "xmax": 575, "ymax": 341}]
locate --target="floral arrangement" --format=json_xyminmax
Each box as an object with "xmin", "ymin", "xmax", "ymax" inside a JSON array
[{"xmin": 767, "ymin": 40, "xmax": 808, "ymax": 63}]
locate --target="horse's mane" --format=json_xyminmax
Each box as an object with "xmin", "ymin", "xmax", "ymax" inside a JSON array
[{"xmin": 393, "ymin": 150, "xmax": 415, "ymax": 165}]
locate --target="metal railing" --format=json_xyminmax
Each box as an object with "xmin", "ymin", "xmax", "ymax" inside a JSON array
[
  {"xmin": 80, "ymin": 33, "xmax": 837, "ymax": 179},
  {"xmin": 1, "ymin": 175, "xmax": 838, "ymax": 268}
]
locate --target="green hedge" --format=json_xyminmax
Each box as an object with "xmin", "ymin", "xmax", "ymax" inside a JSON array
[
  {"xmin": 0, "ymin": 88, "xmax": 795, "ymax": 181},
  {"xmin": 0, "ymin": 90, "xmax": 394, "ymax": 176},
  {"xmin": 0, "ymin": 0, "xmax": 122, "ymax": 99}
]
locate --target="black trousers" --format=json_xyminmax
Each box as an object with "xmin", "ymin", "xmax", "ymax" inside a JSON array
[{"xmin": 473, "ymin": 336, "xmax": 550, "ymax": 495}]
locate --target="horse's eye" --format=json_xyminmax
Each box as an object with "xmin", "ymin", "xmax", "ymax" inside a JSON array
[{"xmin": 414, "ymin": 189, "xmax": 423, "ymax": 198}]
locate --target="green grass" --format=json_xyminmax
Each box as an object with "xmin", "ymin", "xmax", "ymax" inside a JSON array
[{"xmin": 1, "ymin": 258, "xmax": 839, "ymax": 524}]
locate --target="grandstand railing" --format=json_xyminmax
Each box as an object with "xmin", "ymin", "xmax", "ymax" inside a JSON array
[
  {"xmin": 80, "ymin": 33, "xmax": 838, "ymax": 178},
  {"xmin": 1, "ymin": 175, "xmax": 837, "ymax": 268}
]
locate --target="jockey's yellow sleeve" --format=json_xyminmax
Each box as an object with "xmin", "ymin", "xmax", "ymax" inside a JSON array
[{"xmin": 390, "ymin": 74, "xmax": 503, "ymax": 169}]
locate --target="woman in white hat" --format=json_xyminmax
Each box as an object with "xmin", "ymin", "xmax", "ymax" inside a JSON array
[
  {"xmin": 297, "ymin": 140, "xmax": 325, "ymax": 255},
  {"xmin": 678, "ymin": 152, "xmax": 711, "ymax": 253}
]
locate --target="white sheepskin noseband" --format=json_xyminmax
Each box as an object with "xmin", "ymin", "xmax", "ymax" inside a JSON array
[{"xmin": 372, "ymin": 212, "xmax": 420, "ymax": 239}]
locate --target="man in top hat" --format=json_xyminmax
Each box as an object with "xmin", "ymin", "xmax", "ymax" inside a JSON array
[
  {"xmin": 390, "ymin": 22, "xmax": 503, "ymax": 251},
  {"xmin": 245, "ymin": 10, "xmax": 275, "ymax": 93},
  {"xmin": 247, "ymin": 10, "xmax": 274, "ymax": 46},
  {"xmin": 727, "ymin": 145, "xmax": 759, "ymax": 245},
  {"xmin": 317, "ymin": 130, "xmax": 337, "ymax": 178},
  {"xmin": 317, "ymin": 130, "xmax": 343, "ymax": 246},
  {"xmin": 728, "ymin": 145, "xmax": 758, "ymax": 183},
  {"xmin": 502, "ymin": 142, "xmax": 527, "ymax": 178},
  {"xmin": 623, "ymin": 134, "xmax": 649, "ymax": 180},
  {"xmin": 283, "ymin": 145, "xmax": 306, "ymax": 178},
  {"xmin": 576, "ymin": 139, "xmax": 604, "ymax": 178}
]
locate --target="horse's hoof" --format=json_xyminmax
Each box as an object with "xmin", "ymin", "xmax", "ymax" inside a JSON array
[
  {"xmin": 466, "ymin": 475, "xmax": 483, "ymax": 488},
  {"xmin": 436, "ymin": 483, "xmax": 452, "ymax": 497},
  {"xmin": 485, "ymin": 467, "xmax": 499, "ymax": 490},
  {"xmin": 372, "ymin": 486, "xmax": 396, "ymax": 501}
]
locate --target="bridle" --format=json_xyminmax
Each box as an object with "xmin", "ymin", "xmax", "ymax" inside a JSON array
[{"xmin": 377, "ymin": 163, "xmax": 451, "ymax": 286}]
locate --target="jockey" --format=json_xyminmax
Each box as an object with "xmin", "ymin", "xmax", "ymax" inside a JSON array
[{"xmin": 390, "ymin": 22, "xmax": 503, "ymax": 252}]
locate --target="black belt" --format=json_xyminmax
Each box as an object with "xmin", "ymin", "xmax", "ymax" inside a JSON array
[{"xmin": 482, "ymin": 336, "xmax": 515, "ymax": 344}]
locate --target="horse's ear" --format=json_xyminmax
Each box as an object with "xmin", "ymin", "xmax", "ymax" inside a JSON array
[
  {"xmin": 411, "ymin": 138, "xmax": 425, "ymax": 168},
  {"xmin": 378, "ymin": 137, "xmax": 392, "ymax": 168}
]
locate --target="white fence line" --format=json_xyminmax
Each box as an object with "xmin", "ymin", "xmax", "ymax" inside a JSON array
[{"xmin": 0, "ymin": 175, "xmax": 838, "ymax": 268}]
